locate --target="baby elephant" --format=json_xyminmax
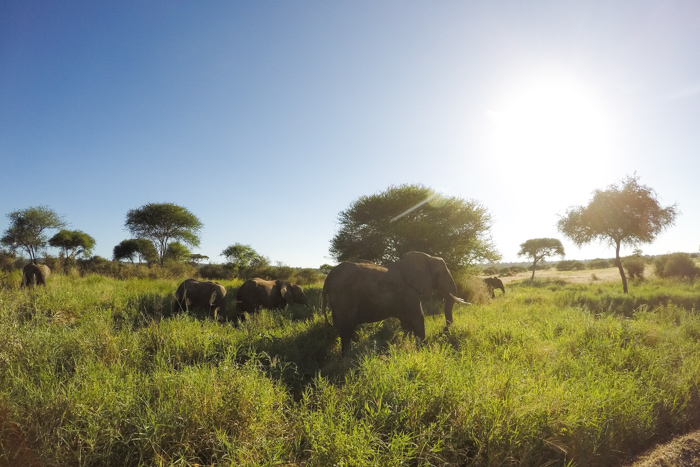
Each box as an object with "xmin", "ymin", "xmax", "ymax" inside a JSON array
[
  {"xmin": 483, "ymin": 276, "xmax": 505, "ymax": 298},
  {"xmin": 235, "ymin": 278, "xmax": 309, "ymax": 318},
  {"xmin": 174, "ymin": 278, "xmax": 228, "ymax": 318},
  {"xmin": 22, "ymin": 263, "xmax": 51, "ymax": 288}
]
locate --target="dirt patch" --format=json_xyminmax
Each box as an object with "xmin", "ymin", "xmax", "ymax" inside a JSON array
[{"xmin": 623, "ymin": 430, "xmax": 700, "ymax": 467}]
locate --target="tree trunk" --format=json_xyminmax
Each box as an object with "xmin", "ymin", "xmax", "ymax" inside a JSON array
[
  {"xmin": 531, "ymin": 259, "xmax": 537, "ymax": 280},
  {"xmin": 615, "ymin": 241, "xmax": 628, "ymax": 294}
]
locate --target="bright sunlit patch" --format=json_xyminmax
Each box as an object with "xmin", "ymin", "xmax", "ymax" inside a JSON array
[{"xmin": 486, "ymin": 77, "xmax": 613, "ymax": 182}]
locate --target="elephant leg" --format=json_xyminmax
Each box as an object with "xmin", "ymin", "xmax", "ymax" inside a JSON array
[
  {"xmin": 411, "ymin": 316, "xmax": 426, "ymax": 341},
  {"xmin": 339, "ymin": 327, "xmax": 354, "ymax": 356}
]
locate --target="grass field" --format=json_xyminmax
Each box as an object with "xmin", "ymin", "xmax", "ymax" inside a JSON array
[{"xmin": 2, "ymin": 270, "xmax": 700, "ymax": 466}]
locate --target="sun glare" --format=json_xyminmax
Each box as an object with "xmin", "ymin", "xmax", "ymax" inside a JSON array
[{"xmin": 486, "ymin": 78, "xmax": 613, "ymax": 179}]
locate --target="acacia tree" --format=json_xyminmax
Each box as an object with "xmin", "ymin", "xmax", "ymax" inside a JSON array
[
  {"xmin": 113, "ymin": 238, "xmax": 158, "ymax": 264},
  {"xmin": 518, "ymin": 238, "xmax": 565, "ymax": 280},
  {"xmin": 221, "ymin": 243, "xmax": 269, "ymax": 273},
  {"xmin": 164, "ymin": 241, "xmax": 191, "ymax": 262},
  {"xmin": 329, "ymin": 184, "xmax": 500, "ymax": 271},
  {"xmin": 49, "ymin": 229, "xmax": 96, "ymax": 260},
  {"xmin": 124, "ymin": 203, "xmax": 202, "ymax": 265},
  {"xmin": 557, "ymin": 175, "xmax": 677, "ymax": 293},
  {"xmin": 1, "ymin": 206, "xmax": 66, "ymax": 263}
]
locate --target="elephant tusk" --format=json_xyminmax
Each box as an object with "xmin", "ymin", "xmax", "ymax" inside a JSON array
[{"xmin": 449, "ymin": 293, "xmax": 471, "ymax": 305}]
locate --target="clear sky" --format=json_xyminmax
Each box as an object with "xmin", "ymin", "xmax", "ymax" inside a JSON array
[{"xmin": 1, "ymin": 1, "xmax": 698, "ymax": 268}]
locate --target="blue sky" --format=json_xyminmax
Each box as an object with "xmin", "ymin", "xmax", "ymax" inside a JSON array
[{"xmin": 1, "ymin": 1, "xmax": 699, "ymax": 268}]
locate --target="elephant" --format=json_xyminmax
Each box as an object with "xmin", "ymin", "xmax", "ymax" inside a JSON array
[
  {"xmin": 483, "ymin": 276, "xmax": 505, "ymax": 298},
  {"xmin": 321, "ymin": 251, "xmax": 469, "ymax": 355},
  {"xmin": 235, "ymin": 278, "xmax": 310, "ymax": 318},
  {"xmin": 174, "ymin": 278, "xmax": 228, "ymax": 318},
  {"xmin": 21, "ymin": 263, "xmax": 51, "ymax": 288}
]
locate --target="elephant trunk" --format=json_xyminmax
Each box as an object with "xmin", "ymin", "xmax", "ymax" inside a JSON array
[
  {"xmin": 441, "ymin": 274, "xmax": 459, "ymax": 328},
  {"xmin": 441, "ymin": 275, "xmax": 470, "ymax": 328},
  {"xmin": 443, "ymin": 296, "xmax": 455, "ymax": 328}
]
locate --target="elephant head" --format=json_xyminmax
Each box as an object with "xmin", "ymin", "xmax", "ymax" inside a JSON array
[
  {"xmin": 277, "ymin": 281, "xmax": 310, "ymax": 308},
  {"xmin": 386, "ymin": 251, "xmax": 467, "ymax": 327}
]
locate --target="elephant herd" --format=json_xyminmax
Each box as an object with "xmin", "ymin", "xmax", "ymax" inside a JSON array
[{"xmin": 20, "ymin": 252, "xmax": 507, "ymax": 355}]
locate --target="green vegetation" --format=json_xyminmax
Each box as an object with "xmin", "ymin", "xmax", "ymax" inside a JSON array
[
  {"xmin": 2, "ymin": 274, "xmax": 700, "ymax": 465},
  {"xmin": 329, "ymin": 184, "xmax": 501, "ymax": 270},
  {"xmin": 1, "ymin": 205, "xmax": 66, "ymax": 262},
  {"xmin": 558, "ymin": 175, "xmax": 678, "ymax": 293},
  {"xmin": 518, "ymin": 238, "xmax": 565, "ymax": 280},
  {"xmin": 654, "ymin": 252, "xmax": 700, "ymax": 280},
  {"xmin": 124, "ymin": 203, "xmax": 203, "ymax": 266},
  {"xmin": 556, "ymin": 259, "xmax": 586, "ymax": 271}
]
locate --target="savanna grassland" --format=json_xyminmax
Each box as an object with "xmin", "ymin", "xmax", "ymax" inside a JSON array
[{"xmin": 2, "ymin": 270, "xmax": 700, "ymax": 466}]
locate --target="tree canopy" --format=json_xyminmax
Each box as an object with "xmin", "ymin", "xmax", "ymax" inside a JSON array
[
  {"xmin": 518, "ymin": 238, "xmax": 565, "ymax": 280},
  {"xmin": 164, "ymin": 241, "xmax": 192, "ymax": 263},
  {"xmin": 1, "ymin": 205, "xmax": 66, "ymax": 262},
  {"xmin": 221, "ymin": 243, "xmax": 269, "ymax": 271},
  {"xmin": 329, "ymin": 184, "xmax": 500, "ymax": 271},
  {"xmin": 49, "ymin": 229, "xmax": 96, "ymax": 260},
  {"xmin": 557, "ymin": 175, "xmax": 678, "ymax": 293},
  {"xmin": 113, "ymin": 238, "xmax": 158, "ymax": 264},
  {"xmin": 124, "ymin": 203, "xmax": 202, "ymax": 265}
]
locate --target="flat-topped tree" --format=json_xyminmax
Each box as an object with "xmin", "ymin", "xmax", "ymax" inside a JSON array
[
  {"xmin": 1, "ymin": 206, "xmax": 66, "ymax": 263},
  {"xmin": 557, "ymin": 175, "xmax": 677, "ymax": 294},
  {"xmin": 49, "ymin": 229, "xmax": 95, "ymax": 260},
  {"xmin": 518, "ymin": 238, "xmax": 565, "ymax": 280},
  {"xmin": 124, "ymin": 203, "xmax": 202, "ymax": 266}
]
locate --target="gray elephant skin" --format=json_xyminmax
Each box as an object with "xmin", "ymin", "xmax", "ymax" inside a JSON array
[
  {"xmin": 235, "ymin": 278, "xmax": 310, "ymax": 318},
  {"xmin": 22, "ymin": 263, "xmax": 51, "ymax": 287},
  {"xmin": 321, "ymin": 251, "xmax": 468, "ymax": 354},
  {"xmin": 483, "ymin": 276, "xmax": 505, "ymax": 298},
  {"xmin": 174, "ymin": 278, "xmax": 228, "ymax": 318}
]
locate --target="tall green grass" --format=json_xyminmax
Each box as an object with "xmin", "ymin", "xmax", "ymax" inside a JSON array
[{"xmin": 2, "ymin": 274, "xmax": 700, "ymax": 465}]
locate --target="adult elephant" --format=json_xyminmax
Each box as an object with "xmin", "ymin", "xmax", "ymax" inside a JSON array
[
  {"xmin": 321, "ymin": 251, "xmax": 468, "ymax": 354},
  {"xmin": 235, "ymin": 278, "xmax": 310, "ymax": 318},
  {"xmin": 21, "ymin": 263, "xmax": 51, "ymax": 288},
  {"xmin": 483, "ymin": 276, "xmax": 505, "ymax": 298},
  {"xmin": 174, "ymin": 279, "xmax": 228, "ymax": 318}
]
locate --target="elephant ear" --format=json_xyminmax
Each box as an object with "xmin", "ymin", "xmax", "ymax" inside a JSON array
[
  {"xmin": 277, "ymin": 281, "xmax": 294, "ymax": 305},
  {"xmin": 389, "ymin": 252, "xmax": 434, "ymax": 296}
]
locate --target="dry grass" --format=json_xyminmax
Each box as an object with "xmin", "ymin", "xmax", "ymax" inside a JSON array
[{"xmin": 492, "ymin": 265, "xmax": 656, "ymax": 285}]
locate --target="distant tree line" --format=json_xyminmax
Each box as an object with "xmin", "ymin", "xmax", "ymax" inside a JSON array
[{"xmin": 0, "ymin": 176, "xmax": 692, "ymax": 291}]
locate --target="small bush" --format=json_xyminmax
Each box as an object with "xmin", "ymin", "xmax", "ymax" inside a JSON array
[
  {"xmin": 624, "ymin": 256, "xmax": 646, "ymax": 280},
  {"xmin": 482, "ymin": 267, "xmax": 497, "ymax": 275},
  {"xmin": 290, "ymin": 268, "xmax": 324, "ymax": 286},
  {"xmin": 556, "ymin": 260, "xmax": 586, "ymax": 271},
  {"xmin": 653, "ymin": 253, "xmax": 700, "ymax": 280},
  {"xmin": 510, "ymin": 265, "xmax": 527, "ymax": 274},
  {"xmin": 453, "ymin": 272, "xmax": 491, "ymax": 304},
  {"xmin": 588, "ymin": 258, "xmax": 612, "ymax": 269},
  {"xmin": 199, "ymin": 264, "xmax": 236, "ymax": 281},
  {"xmin": 498, "ymin": 267, "xmax": 513, "ymax": 276}
]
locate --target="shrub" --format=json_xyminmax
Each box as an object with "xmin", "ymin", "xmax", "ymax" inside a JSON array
[
  {"xmin": 556, "ymin": 260, "xmax": 586, "ymax": 271},
  {"xmin": 453, "ymin": 272, "xmax": 491, "ymax": 304},
  {"xmin": 498, "ymin": 267, "xmax": 512, "ymax": 276},
  {"xmin": 588, "ymin": 258, "xmax": 612, "ymax": 269},
  {"xmin": 78, "ymin": 256, "xmax": 120, "ymax": 277},
  {"xmin": 624, "ymin": 256, "xmax": 646, "ymax": 280},
  {"xmin": 199, "ymin": 264, "xmax": 236, "ymax": 281},
  {"xmin": 482, "ymin": 267, "xmax": 497, "ymax": 275},
  {"xmin": 653, "ymin": 253, "xmax": 700, "ymax": 279},
  {"xmin": 509, "ymin": 265, "xmax": 527, "ymax": 274},
  {"xmin": 291, "ymin": 268, "xmax": 324, "ymax": 286}
]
